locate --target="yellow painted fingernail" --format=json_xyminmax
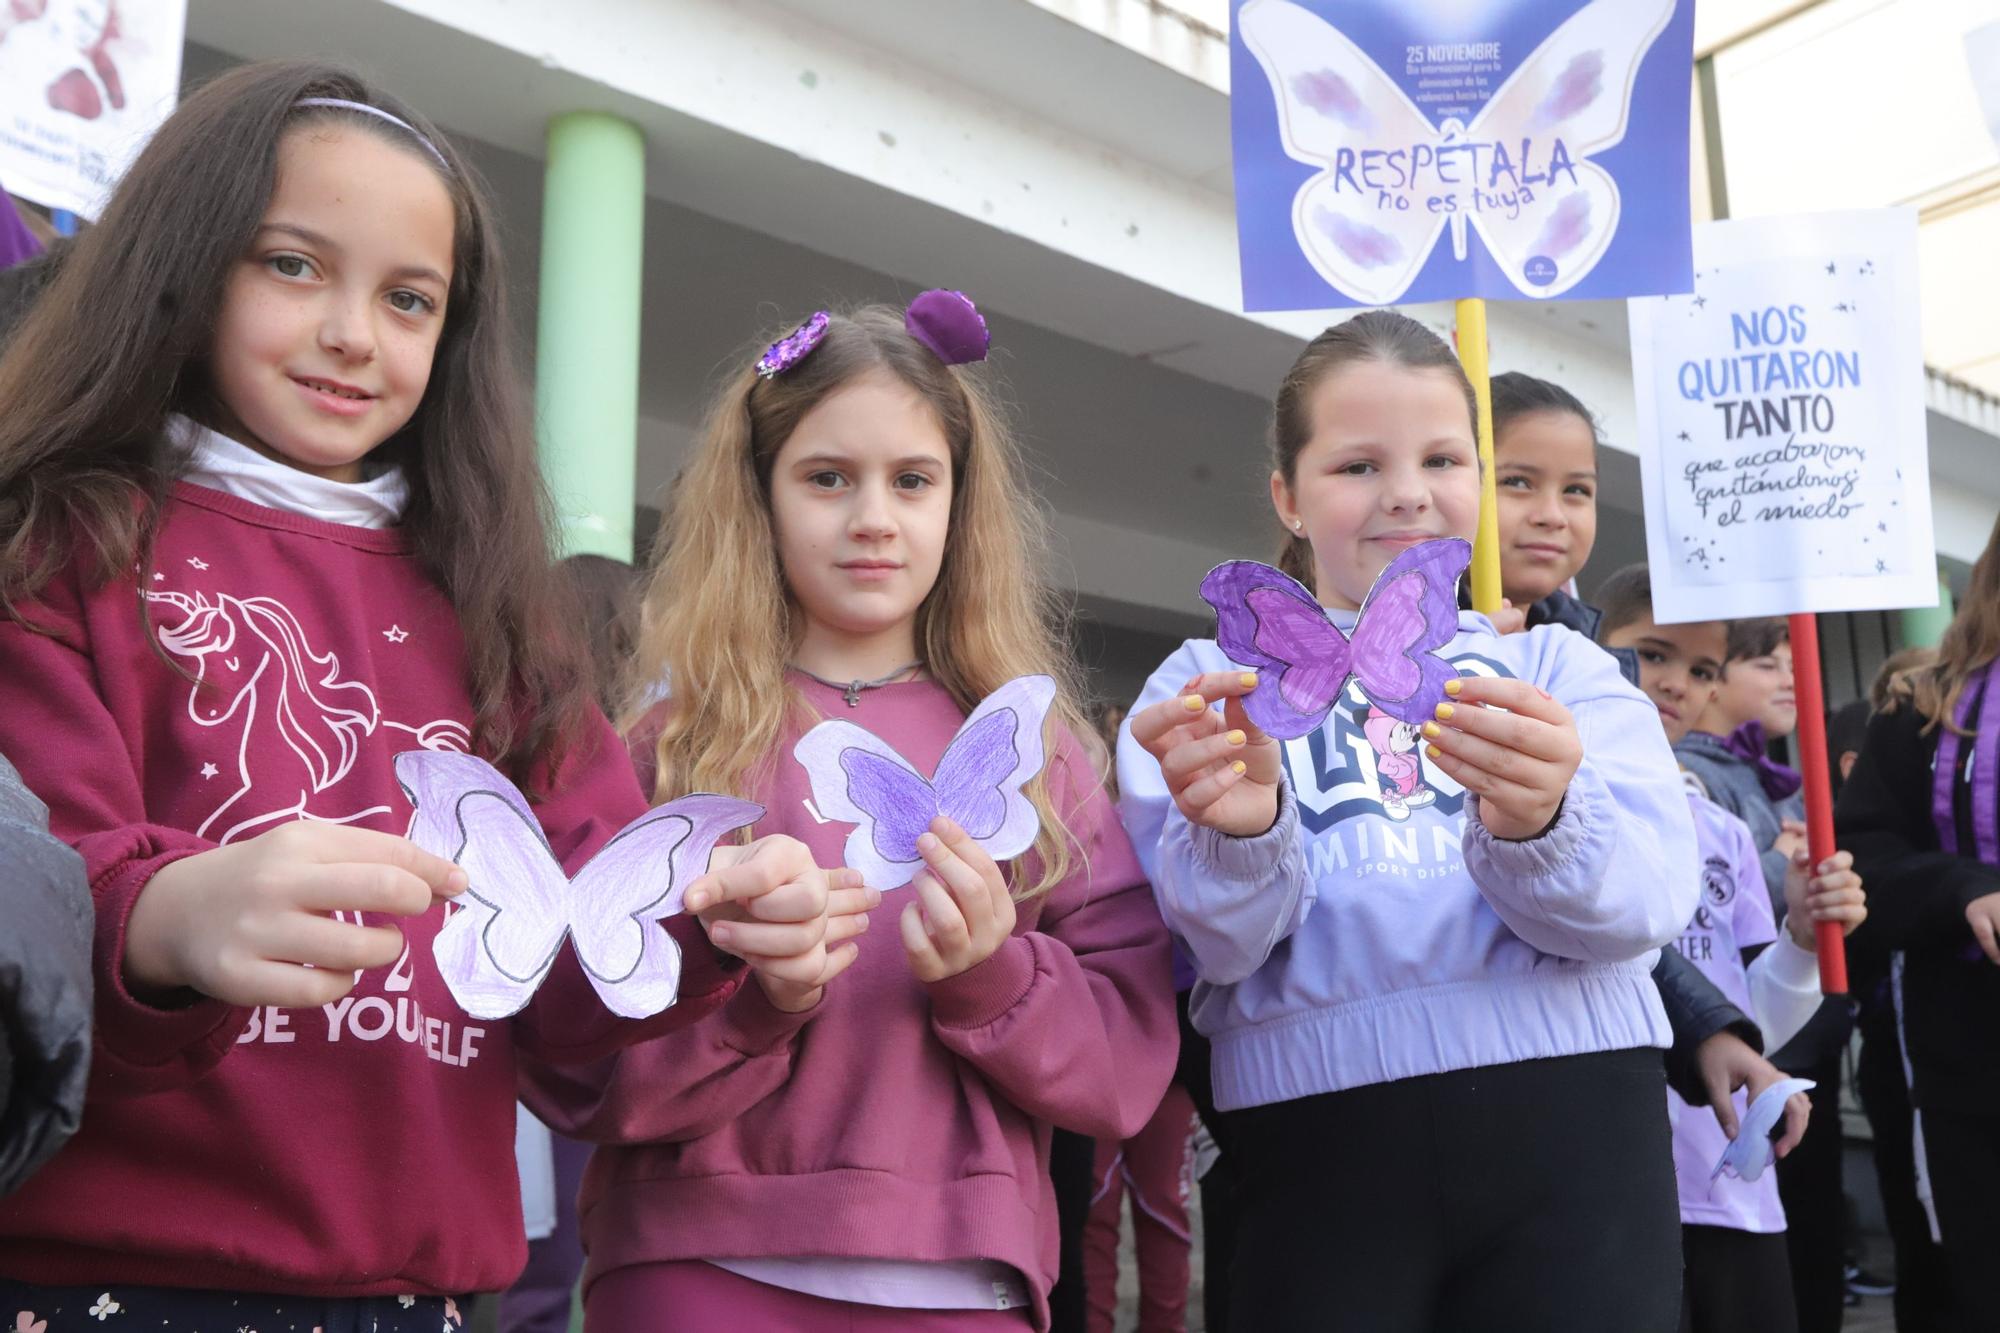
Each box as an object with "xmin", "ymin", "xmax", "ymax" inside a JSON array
[
  {"xmin": 1434, "ymin": 702, "xmax": 1454, "ymax": 721},
  {"xmin": 1422, "ymin": 721, "xmax": 1442, "ymax": 740},
  {"xmin": 1226, "ymin": 729, "xmax": 1246, "ymax": 746},
  {"xmin": 1444, "ymin": 678, "xmax": 1463, "ymax": 697},
  {"xmin": 1426, "ymin": 744, "xmax": 1442, "ymax": 760},
  {"xmin": 1181, "ymin": 695, "xmax": 1205, "ymax": 712},
  {"xmin": 1240, "ymin": 673, "xmax": 1258, "ymax": 688},
  {"xmin": 1230, "ymin": 760, "xmax": 1247, "ymax": 775}
]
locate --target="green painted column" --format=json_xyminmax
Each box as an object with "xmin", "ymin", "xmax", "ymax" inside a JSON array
[
  {"xmin": 535, "ymin": 112, "xmax": 646, "ymax": 559},
  {"xmin": 1900, "ymin": 571, "xmax": 1955, "ymax": 648}
]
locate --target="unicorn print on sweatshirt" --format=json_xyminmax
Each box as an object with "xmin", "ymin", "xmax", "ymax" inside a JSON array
[{"xmin": 144, "ymin": 585, "xmax": 469, "ymax": 844}]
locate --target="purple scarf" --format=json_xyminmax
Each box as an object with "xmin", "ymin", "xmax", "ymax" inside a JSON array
[
  {"xmin": 1933, "ymin": 658, "xmax": 2000, "ymax": 866},
  {"xmin": 1722, "ymin": 719, "xmax": 1803, "ymax": 801}
]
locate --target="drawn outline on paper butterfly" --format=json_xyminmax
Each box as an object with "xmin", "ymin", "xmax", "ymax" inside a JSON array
[
  {"xmin": 395, "ymin": 750, "xmax": 762, "ymax": 1020},
  {"xmin": 1712, "ymin": 1077, "xmax": 1815, "ymax": 1185},
  {"xmin": 794, "ymin": 674, "xmax": 1057, "ymax": 891},
  {"xmin": 1201, "ymin": 537, "xmax": 1471, "ymax": 740},
  {"xmin": 1238, "ymin": 0, "xmax": 1676, "ymax": 304}
]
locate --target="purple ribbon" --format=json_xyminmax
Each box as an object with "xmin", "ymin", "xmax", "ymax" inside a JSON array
[
  {"xmin": 1722, "ymin": 720, "xmax": 1803, "ymax": 802},
  {"xmin": 1932, "ymin": 657, "xmax": 2000, "ymax": 866}
]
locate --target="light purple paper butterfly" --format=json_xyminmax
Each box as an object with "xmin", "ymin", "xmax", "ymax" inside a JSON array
[
  {"xmin": 1200, "ymin": 537, "xmax": 1471, "ymax": 739},
  {"xmin": 1711, "ymin": 1077, "xmax": 1815, "ymax": 1184},
  {"xmin": 396, "ymin": 750, "xmax": 762, "ymax": 1021},
  {"xmin": 794, "ymin": 674, "xmax": 1056, "ymax": 890}
]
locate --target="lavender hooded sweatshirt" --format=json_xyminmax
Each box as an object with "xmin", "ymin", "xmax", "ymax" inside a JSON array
[{"xmin": 1117, "ymin": 615, "xmax": 1699, "ymax": 1112}]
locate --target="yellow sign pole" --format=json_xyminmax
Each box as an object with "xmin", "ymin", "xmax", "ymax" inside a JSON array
[{"xmin": 1456, "ymin": 296, "xmax": 1503, "ymax": 614}]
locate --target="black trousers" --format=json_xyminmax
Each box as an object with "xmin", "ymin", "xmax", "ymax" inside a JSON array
[
  {"xmin": 1919, "ymin": 1106, "xmax": 2000, "ymax": 1333},
  {"xmin": 0, "ymin": 1282, "xmax": 458, "ymax": 1333},
  {"xmin": 1046, "ymin": 1126, "xmax": 1097, "ymax": 1332},
  {"xmin": 1226, "ymin": 1049, "xmax": 1682, "ymax": 1333},
  {"xmin": 1855, "ymin": 1008, "xmax": 1952, "ymax": 1333},
  {"xmin": 1680, "ymin": 1224, "xmax": 1797, "ymax": 1333},
  {"xmin": 1772, "ymin": 1051, "xmax": 1847, "ymax": 1333},
  {"xmin": 1176, "ymin": 993, "xmax": 1237, "ymax": 1333}
]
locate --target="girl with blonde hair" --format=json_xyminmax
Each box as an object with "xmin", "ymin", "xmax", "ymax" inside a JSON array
[{"xmin": 525, "ymin": 294, "xmax": 1177, "ymax": 1332}]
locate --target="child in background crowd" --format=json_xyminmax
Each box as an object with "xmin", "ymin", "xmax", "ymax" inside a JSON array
[{"xmin": 1595, "ymin": 564, "xmax": 1866, "ymax": 1333}]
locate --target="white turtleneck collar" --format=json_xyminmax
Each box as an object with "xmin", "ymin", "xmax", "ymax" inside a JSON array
[{"xmin": 173, "ymin": 415, "xmax": 410, "ymax": 530}]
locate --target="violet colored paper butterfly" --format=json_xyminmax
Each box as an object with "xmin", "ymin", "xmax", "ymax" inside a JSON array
[
  {"xmin": 1712, "ymin": 1077, "xmax": 1815, "ymax": 1184},
  {"xmin": 795, "ymin": 674, "xmax": 1056, "ymax": 890},
  {"xmin": 396, "ymin": 750, "xmax": 762, "ymax": 1020},
  {"xmin": 1201, "ymin": 537, "xmax": 1471, "ymax": 740}
]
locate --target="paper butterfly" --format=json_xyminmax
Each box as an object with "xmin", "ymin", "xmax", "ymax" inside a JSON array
[
  {"xmin": 1239, "ymin": 0, "xmax": 1675, "ymax": 304},
  {"xmin": 795, "ymin": 674, "xmax": 1056, "ymax": 890},
  {"xmin": 1712, "ymin": 1077, "xmax": 1816, "ymax": 1184},
  {"xmin": 396, "ymin": 750, "xmax": 762, "ymax": 1021},
  {"xmin": 1201, "ymin": 537, "xmax": 1471, "ymax": 740}
]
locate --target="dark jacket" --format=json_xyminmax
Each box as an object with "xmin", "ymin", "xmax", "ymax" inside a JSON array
[
  {"xmin": 1524, "ymin": 588, "xmax": 1758, "ymax": 1095},
  {"xmin": 0, "ymin": 751, "xmax": 92, "ymax": 1196},
  {"xmin": 1838, "ymin": 698, "xmax": 2000, "ymax": 1113},
  {"xmin": 1526, "ymin": 589, "xmax": 1641, "ymax": 687}
]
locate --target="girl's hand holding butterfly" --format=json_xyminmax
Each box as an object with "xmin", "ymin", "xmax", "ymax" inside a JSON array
[
  {"xmin": 1420, "ymin": 676, "xmax": 1582, "ymax": 842},
  {"xmin": 903, "ymin": 816, "xmax": 1016, "ymax": 982},
  {"xmin": 1129, "ymin": 672, "xmax": 1284, "ymax": 838},
  {"xmin": 126, "ymin": 823, "xmax": 468, "ymax": 1009},
  {"xmin": 685, "ymin": 836, "xmax": 880, "ymax": 1013}
]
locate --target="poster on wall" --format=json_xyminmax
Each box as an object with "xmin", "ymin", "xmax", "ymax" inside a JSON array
[
  {"xmin": 0, "ymin": 0, "xmax": 187, "ymax": 219},
  {"xmin": 1629, "ymin": 209, "xmax": 1936, "ymax": 625},
  {"xmin": 1229, "ymin": 0, "xmax": 1694, "ymax": 310}
]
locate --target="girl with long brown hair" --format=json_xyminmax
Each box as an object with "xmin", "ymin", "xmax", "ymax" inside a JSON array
[
  {"xmin": 0, "ymin": 61, "xmax": 837, "ymax": 1331},
  {"xmin": 522, "ymin": 296, "xmax": 1177, "ymax": 1332},
  {"xmin": 1838, "ymin": 510, "xmax": 2000, "ymax": 1330}
]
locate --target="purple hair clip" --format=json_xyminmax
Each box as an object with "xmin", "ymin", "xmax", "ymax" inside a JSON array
[
  {"xmin": 905, "ymin": 289, "xmax": 990, "ymax": 366},
  {"xmin": 756, "ymin": 311, "xmax": 830, "ymax": 379}
]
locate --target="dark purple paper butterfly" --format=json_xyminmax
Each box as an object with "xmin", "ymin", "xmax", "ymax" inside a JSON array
[{"xmin": 1200, "ymin": 538, "xmax": 1471, "ymax": 739}]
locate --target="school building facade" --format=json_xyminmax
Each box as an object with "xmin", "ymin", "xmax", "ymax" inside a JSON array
[{"xmin": 179, "ymin": 0, "xmax": 2000, "ymax": 706}]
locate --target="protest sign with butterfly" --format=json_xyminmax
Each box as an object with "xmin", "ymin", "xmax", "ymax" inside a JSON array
[{"xmin": 1230, "ymin": 0, "xmax": 1694, "ymax": 310}]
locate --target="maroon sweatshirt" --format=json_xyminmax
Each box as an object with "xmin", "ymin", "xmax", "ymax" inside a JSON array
[
  {"xmin": 522, "ymin": 675, "xmax": 1179, "ymax": 1332},
  {"xmin": 0, "ymin": 483, "xmax": 735, "ymax": 1296}
]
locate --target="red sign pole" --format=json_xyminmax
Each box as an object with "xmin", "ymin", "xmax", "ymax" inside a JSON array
[{"xmin": 1787, "ymin": 611, "xmax": 1848, "ymax": 995}]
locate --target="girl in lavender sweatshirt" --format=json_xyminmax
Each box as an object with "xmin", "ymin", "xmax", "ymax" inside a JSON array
[
  {"xmin": 1118, "ymin": 312, "xmax": 1699, "ymax": 1333},
  {"xmin": 522, "ymin": 299, "xmax": 1178, "ymax": 1333}
]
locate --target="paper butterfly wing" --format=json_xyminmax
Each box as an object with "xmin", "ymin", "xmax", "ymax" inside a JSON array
[
  {"xmin": 1463, "ymin": 0, "xmax": 1676, "ymax": 297},
  {"xmin": 396, "ymin": 748, "xmax": 575, "ymax": 1022},
  {"xmin": 1202, "ymin": 560, "xmax": 1350, "ymax": 740},
  {"xmin": 1348, "ymin": 538, "xmax": 1472, "ymax": 724},
  {"xmin": 564, "ymin": 793, "xmax": 763, "ymax": 1020},
  {"xmin": 796, "ymin": 721, "xmax": 939, "ymax": 889},
  {"xmin": 1712, "ymin": 1077, "xmax": 1816, "ymax": 1183},
  {"xmin": 1248, "ymin": 589, "xmax": 1354, "ymax": 726},
  {"xmin": 1237, "ymin": 0, "xmax": 1448, "ymax": 305},
  {"xmin": 929, "ymin": 673, "xmax": 1057, "ymax": 864}
]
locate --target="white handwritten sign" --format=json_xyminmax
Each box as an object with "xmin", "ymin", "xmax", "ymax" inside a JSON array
[
  {"xmin": 1629, "ymin": 210, "xmax": 1935, "ymax": 624},
  {"xmin": 0, "ymin": 0, "xmax": 187, "ymax": 219}
]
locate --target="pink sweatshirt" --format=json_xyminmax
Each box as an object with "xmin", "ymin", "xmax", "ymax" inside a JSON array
[
  {"xmin": 0, "ymin": 483, "xmax": 736, "ymax": 1296},
  {"xmin": 521, "ymin": 674, "xmax": 1178, "ymax": 1331}
]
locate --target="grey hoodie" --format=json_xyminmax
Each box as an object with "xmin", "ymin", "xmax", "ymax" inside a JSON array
[{"xmin": 1674, "ymin": 730, "xmax": 1805, "ymax": 921}]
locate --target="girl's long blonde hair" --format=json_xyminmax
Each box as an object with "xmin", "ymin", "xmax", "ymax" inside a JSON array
[
  {"xmin": 1904, "ymin": 510, "xmax": 2000, "ymax": 736},
  {"xmin": 625, "ymin": 304, "xmax": 1090, "ymax": 898}
]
